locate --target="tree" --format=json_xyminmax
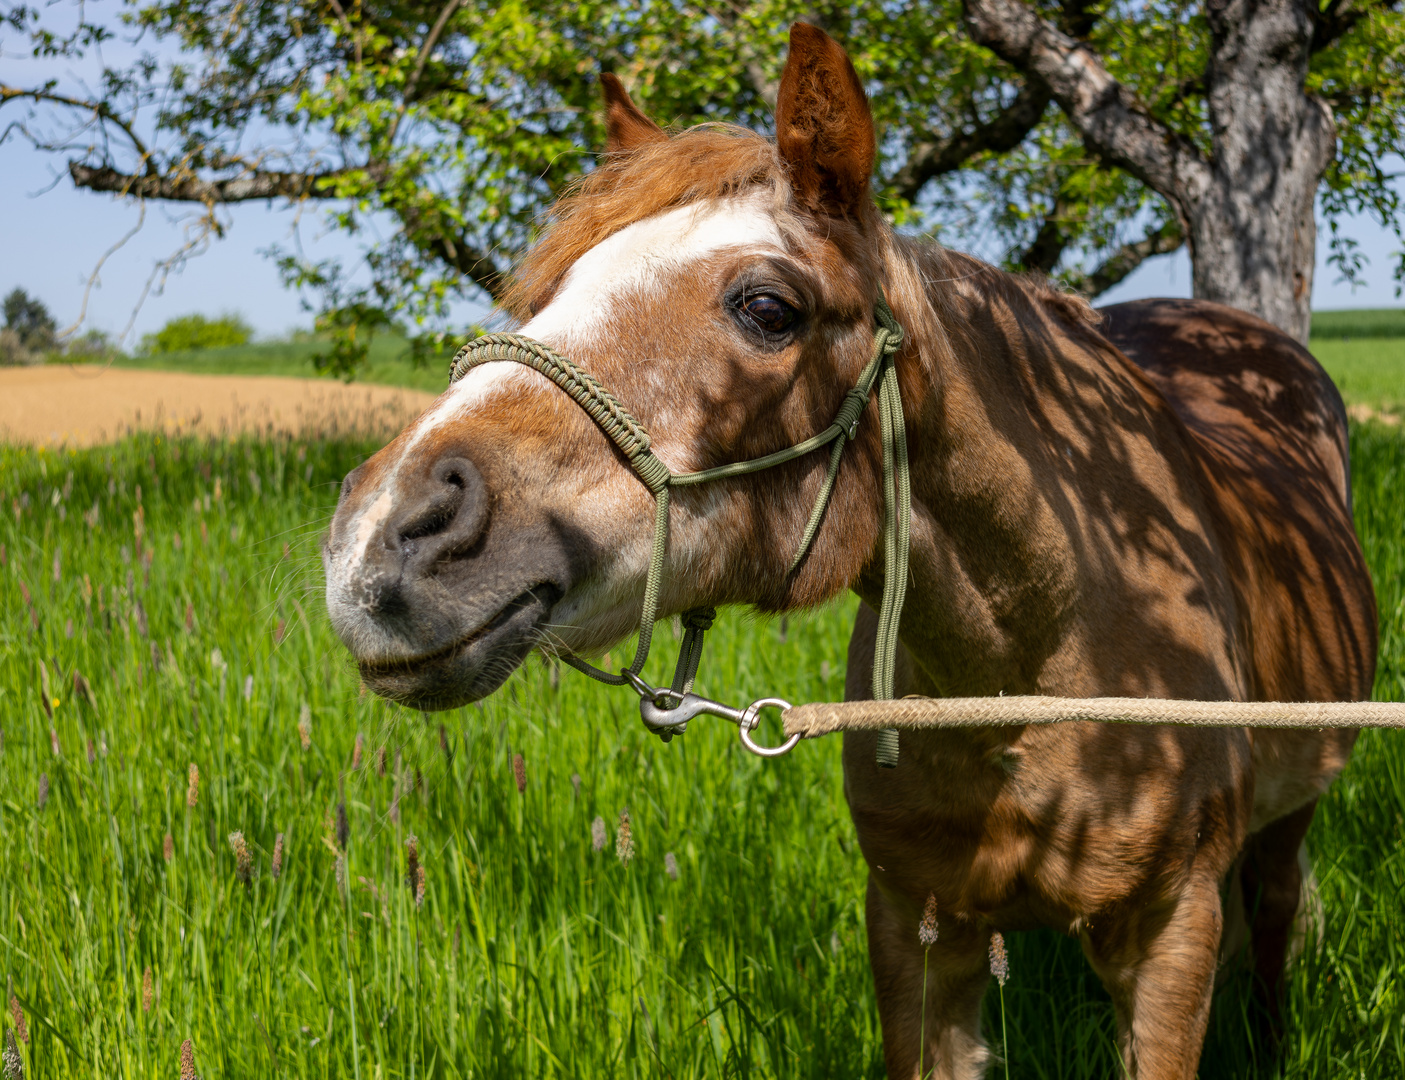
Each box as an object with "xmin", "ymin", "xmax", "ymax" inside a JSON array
[
  {"xmin": 3, "ymin": 288, "xmax": 56, "ymax": 349},
  {"xmin": 3, "ymin": 0, "xmax": 1402, "ymax": 370}
]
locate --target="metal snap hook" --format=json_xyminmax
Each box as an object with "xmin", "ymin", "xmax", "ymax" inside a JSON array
[{"xmin": 738, "ymin": 697, "xmax": 801, "ymax": 757}]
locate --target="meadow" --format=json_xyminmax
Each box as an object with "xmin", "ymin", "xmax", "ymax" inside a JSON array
[{"xmin": 0, "ymin": 327, "xmax": 1403, "ymax": 1078}]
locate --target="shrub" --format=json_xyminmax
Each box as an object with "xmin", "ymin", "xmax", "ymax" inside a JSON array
[{"xmin": 140, "ymin": 313, "xmax": 253, "ymax": 354}]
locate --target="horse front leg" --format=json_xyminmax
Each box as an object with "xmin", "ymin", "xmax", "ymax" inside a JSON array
[
  {"xmin": 1080, "ymin": 869, "xmax": 1224, "ymax": 1079},
  {"xmin": 866, "ymin": 874, "xmax": 991, "ymax": 1079}
]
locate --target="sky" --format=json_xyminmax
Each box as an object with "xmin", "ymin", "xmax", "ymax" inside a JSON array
[{"xmin": 2, "ymin": 121, "xmax": 1402, "ymax": 343}]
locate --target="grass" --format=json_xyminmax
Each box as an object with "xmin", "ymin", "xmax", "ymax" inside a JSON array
[
  {"xmin": 0, "ymin": 374, "xmax": 1402, "ymax": 1076},
  {"xmin": 97, "ymin": 336, "xmax": 449, "ymax": 395},
  {"xmin": 1311, "ymin": 337, "xmax": 1405, "ymax": 413}
]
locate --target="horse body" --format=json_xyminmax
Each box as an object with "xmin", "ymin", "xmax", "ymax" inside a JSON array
[
  {"xmin": 322, "ymin": 25, "xmax": 1375, "ymax": 1078},
  {"xmin": 842, "ymin": 274, "xmax": 1374, "ymax": 1076}
]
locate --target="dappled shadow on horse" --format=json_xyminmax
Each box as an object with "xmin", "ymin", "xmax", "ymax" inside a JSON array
[{"xmin": 322, "ymin": 23, "xmax": 1375, "ymax": 1079}]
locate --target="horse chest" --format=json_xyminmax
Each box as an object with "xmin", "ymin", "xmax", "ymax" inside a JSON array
[{"xmin": 843, "ymin": 723, "xmax": 1254, "ymax": 924}]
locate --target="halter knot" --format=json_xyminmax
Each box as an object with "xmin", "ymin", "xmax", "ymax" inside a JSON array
[{"xmin": 682, "ymin": 606, "xmax": 717, "ymax": 632}]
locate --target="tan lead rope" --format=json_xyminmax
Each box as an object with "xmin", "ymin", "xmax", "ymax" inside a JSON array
[{"xmin": 781, "ymin": 695, "xmax": 1405, "ymax": 739}]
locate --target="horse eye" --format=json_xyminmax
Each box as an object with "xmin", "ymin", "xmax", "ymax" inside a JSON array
[{"xmin": 741, "ymin": 294, "xmax": 797, "ymax": 334}]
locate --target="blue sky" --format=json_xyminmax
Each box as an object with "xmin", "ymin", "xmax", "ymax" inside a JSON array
[{"xmin": 2, "ymin": 134, "xmax": 1401, "ymax": 343}]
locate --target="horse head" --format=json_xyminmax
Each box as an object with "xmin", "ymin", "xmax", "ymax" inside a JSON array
[{"xmin": 324, "ymin": 25, "xmax": 924, "ymax": 709}]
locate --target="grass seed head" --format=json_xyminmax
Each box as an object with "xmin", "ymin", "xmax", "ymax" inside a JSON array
[
  {"xmin": 919, "ymin": 894, "xmax": 939, "ymax": 948},
  {"xmin": 351, "ymin": 732, "xmax": 362, "ymax": 769},
  {"xmin": 989, "ymin": 931, "xmax": 1009, "ymax": 987},
  {"xmin": 178, "ymin": 1038, "xmax": 197, "ymax": 1080},
  {"xmin": 36, "ymin": 774, "xmax": 48, "ymax": 811},
  {"xmin": 38, "ymin": 661, "xmax": 51, "ymax": 721},
  {"xmin": 664, "ymin": 852, "xmax": 679, "ymax": 880},
  {"xmin": 591, "ymin": 816, "xmax": 607, "ymax": 852},
  {"xmin": 335, "ymin": 801, "xmax": 349, "ymax": 852},
  {"xmin": 186, "ymin": 763, "xmax": 199, "ymax": 808},
  {"xmin": 377, "ymin": 747, "xmax": 387, "ymax": 778},
  {"xmin": 48, "ymin": 729, "xmax": 58, "ymax": 757},
  {"xmin": 184, "ymin": 603, "xmax": 194, "ymax": 632},
  {"xmin": 228, "ymin": 831, "xmax": 255, "ymax": 887},
  {"xmin": 2, "ymin": 1029, "xmax": 20, "ymax": 1080},
  {"xmin": 271, "ymin": 833, "xmax": 285, "ymax": 879},
  {"xmin": 615, "ymin": 809, "xmax": 634, "ymax": 866},
  {"xmin": 406, "ymin": 835, "xmax": 424, "ymax": 907},
  {"xmin": 571, "ymin": 773, "xmax": 581, "ymax": 797},
  {"xmin": 163, "ymin": 833, "xmax": 174, "ymax": 862},
  {"xmin": 141, "ymin": 967, "xmax": 153, "ymax": 1013},
  {"xmin": 334, "ymin": 853, "xmax": 347, "ymax": 898},
  {"xmin": 7, "ymin": 994, "xmax": 25, "ymax": 1044},
  {"xmin": 512, "ymin": 753, "xmax": 526, "ymax": 794}
]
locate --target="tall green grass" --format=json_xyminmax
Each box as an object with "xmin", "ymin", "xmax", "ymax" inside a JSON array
[{"xmin": 0, "ymin": 427, "xmax": 1401, "ymax": 1077}]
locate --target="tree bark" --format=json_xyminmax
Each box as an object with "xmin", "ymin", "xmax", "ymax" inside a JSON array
[{"xmin": 963, "ymin": 0, "xmax": 1340, "ymax": 344}]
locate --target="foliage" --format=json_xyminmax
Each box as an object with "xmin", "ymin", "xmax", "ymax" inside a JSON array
[
  {"xmin": 0, "ymin": 417, "xmax": 1401, "ymax": 1075},
  {"xmin": 3, "ymin": 0, "xmax": 1401, "ymax": 374},
  {"xmin": 139, "ymin": 313, "xmax": 253, "ymax": 355}
]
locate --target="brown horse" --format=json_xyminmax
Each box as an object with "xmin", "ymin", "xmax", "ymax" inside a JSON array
[{"xmin": 323, "ymin": 24, "xmax": 1376, "ymax": 1078}]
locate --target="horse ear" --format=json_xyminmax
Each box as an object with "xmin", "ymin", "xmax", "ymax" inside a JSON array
[
  {"xmin": 774, "ymin": 23, "xmax": 875, "ymax": 218},
  {"xmin": 600, "ymin": 73, "xmax": 667, "ymax": 154}
]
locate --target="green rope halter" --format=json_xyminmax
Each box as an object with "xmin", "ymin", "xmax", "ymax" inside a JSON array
[{"xmin": 449, "ymin": 294, "xmax": 909, "ymax": 766}]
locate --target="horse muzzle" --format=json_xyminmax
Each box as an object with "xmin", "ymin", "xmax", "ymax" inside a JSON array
[{"xmin": 322, "ymin": 446, "xmax": 573, "ymax": 710}]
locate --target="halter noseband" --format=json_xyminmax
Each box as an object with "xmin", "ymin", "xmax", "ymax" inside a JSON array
[{"xmin": 448, "ymin": 293, "xmax": 909, "ymax": 766}]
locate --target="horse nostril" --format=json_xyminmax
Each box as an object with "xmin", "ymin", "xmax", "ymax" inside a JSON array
[{"xmin": 395, "ymin": 455, "xmax": 489, "ymax": 553}]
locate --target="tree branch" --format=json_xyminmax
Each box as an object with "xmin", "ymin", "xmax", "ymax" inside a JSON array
[
  {"xmin": 962, "ymin": 0, "xmax": 1212, "ymax": 211},
  {"xmin": 1019, "ymin": 196, "xmax": 1076, "ymax": 273},
  {"xmin": 891, "ymin": 78, "xmax": 1052, "ymax": 201},
  {"xmin": 1, "ymin": 84, "xmax": 155, "ymax": 168},
  {"xmin": 1070, "ymin": 219, "xmax": 1184, "ymax": 297},
  {"xmin": 68, "ymin": 162, "xmax": 354, "ymax": 202}
]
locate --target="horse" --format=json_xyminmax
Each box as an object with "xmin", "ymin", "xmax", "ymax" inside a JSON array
[{"xmin": 322, "ymin": 24, "xmax": 1376, "ymax": 1078}]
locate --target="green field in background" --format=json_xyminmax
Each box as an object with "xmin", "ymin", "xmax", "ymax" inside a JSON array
[
  {"xmin": 105, "ymin": 336, "xmax": 448, "ymax": 395},
  {"xmin": 1, "ymin": 426, "xmax": 1403, "ymax": 1075},
  {"xmin": 1310, "ymin": 308, "xmax": 1405, "ymax": 339}
]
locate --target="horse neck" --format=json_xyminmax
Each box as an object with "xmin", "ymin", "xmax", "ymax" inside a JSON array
[{"xmin": 870, "ymin": 243, "xmax": 1153, "ymax": 699}]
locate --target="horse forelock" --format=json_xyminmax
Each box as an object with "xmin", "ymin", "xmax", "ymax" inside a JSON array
[{"xmin": 502, "ymin": 127, "xmax": 801, "ymax": 321}]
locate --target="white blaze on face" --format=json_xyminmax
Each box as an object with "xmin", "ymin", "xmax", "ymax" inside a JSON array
[{"xmin": 406, "ymin": 191, "xmax": 787, "ymax": 448}]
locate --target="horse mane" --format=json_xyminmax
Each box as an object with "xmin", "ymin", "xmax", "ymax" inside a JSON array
[{"xmin": 502, "ymin": 126, "xmax": 791, "ymax": 321}]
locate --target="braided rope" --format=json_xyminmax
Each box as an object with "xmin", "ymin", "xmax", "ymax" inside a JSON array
[
  {"xmin": 451, "ymin": 335, "xmax": 669, "ymax": 492},
  {"xmin": 782, "ymin": 695, "xmax": 1405, "ymax": 739}
]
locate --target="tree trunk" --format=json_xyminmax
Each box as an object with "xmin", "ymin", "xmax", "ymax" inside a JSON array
[
  {"xmin": 1183, "ymin": 0, "xmax": 1336, "ymax": 344},
  {"xmin": 962, "ymin": 0, "xmax": 1338, "ymax": 345}
]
